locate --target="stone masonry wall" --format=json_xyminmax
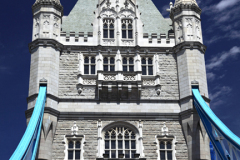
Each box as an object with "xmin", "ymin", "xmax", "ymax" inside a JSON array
[
  {"xmin": 141, "ymin": 53, "xmax": 179, "ymax": 100},
  {"xmin": 142, "ymin": 121, "xmax": 188, "ymax": 160},
  {"xmin": 59, "ymin": 52, "xmax": 79, "ymax": 97},
  {"xmin": 59, "ymin": 52, "xmax": 179, "ymax": 100},
  {"xmin": 52, "ymin": 120, "xmax": 187, "ymax": 160},
  {"xmin": 59, "ymin": 52, "xmax": 96, "ymax": 99}
]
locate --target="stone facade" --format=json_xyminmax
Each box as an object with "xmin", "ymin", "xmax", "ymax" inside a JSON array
[
  {"xmin": 26, "ymin": 0, "xmax": 211, "ymax": 159},
  {"xmin": 52, "ymin": 120, "xmax": 187, "ymax": 160}
]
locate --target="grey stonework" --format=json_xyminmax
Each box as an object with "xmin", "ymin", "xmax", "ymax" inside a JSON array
[
  {"xmin": 59, "ymin": 52, "xmax": 79, "ymax": 97},
  {"xmin": 52, "ymin": 120, "xmax": 188, "ymax": 160},
  {"xmin": 27, "ymin": 0, "xmax": 211, "ymax": 159},
  {"xmin": 59, "ymin": 52, "xmax": 179, "ymax": 100},
  {"xmin": 142, "ymin": 121, "xmax": 187, "ymax": 160},
  {"xmin": 141, "ymin": 54, "xmax": 179, "ymax": 100},
  {"xmin": 158, "ymin": 54, "xmax": 179, "ymax": 100}
]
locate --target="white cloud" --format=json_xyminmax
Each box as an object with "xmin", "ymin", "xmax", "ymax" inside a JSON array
[
  {"xmin": 206, "ymin": 46, "xmax": 240, "ymax": 70},
  {"xmin": 207, "ymin": 72, "xmax": 216, "ymax": 81},
  {"xmin": 161, "ymin": 4, "xmax": 169, "ymax": 17},
  {"xmin": 216, "ymin": 0, "xmax": 240, "ymax": 10},
  {"xmin": 209, "ymin": 86, "xmax": 232, "ymax": 107}
]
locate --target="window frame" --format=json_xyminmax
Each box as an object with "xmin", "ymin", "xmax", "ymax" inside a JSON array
[
  {"xmin": 141, "ymin": 57, "xmax": 153, "ymax": 75},
  {"xmin": 121, "ymin": 19, "xmax": 133, "ymax": 39},
  {"xmin": 84, "ymin": 56, "xmax": 96, "ymax": 75},
  {"xmin": 103, "ymin": 57, "xmax": 115, "ymax": 72},
  {"xmin": 64, "ymin": 135, "xmax": 84, "ymax": 160},
  {"xmin": 104, "ymin": 127, "xmax": 137, "ymax": 159},
  {"xmin": 122, "ymin": 57, "xmax": 134, "ymax": 72},
  {"xmin": 103, "ymin": 18, "xmax": 115, "ymax": 39},
  {"xmin": 157, "ymin": 135, "xmax": 176, "ymax": 160}
]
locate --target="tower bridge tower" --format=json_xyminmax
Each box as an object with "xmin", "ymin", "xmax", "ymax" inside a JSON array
[
  {"xmin": 26, "ymin": 0, "xmax": 210, "ymax": 159},
  {"xmin": 170, "ymin": 0, "xmax": 210, "ymax": 159}
]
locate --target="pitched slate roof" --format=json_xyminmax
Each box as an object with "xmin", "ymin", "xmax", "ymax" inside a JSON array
[
  {"xmin": 61, "ymin": 0, "xmax": 172, "ymax": 35},
  {"xmin": 62, "ymin": 0, "xmax": 98, "ymax": 34},
  {"xmin": 137, "ymin": 0, "xmax": 172, "ymax": 35}
]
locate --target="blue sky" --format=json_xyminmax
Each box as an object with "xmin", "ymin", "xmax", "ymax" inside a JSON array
[{"xmin": 0, "ymin": 0, "xmax": 239, "ymax": 159}]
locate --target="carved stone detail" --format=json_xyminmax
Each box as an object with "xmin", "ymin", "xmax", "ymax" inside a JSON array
[
  {"xmin": 83, "ymin": 79, "xmax": 97, "ymax": 85},
  {"xmin": 104, "ymin": 75, "xmax": 116, "ymax": 81},
  {"xmin": 162, "ymin": 122, "xmax": 169, "ymax": 135},
  {"xmin": 186, "ymin": 18, "xmax": 193, "ymax": 40},
  {"xmin": 103, "ymin": 39, "xmax": 115, "ymax": 45},
  {"xmin": 123, "ymin": 75, "xmax": 136, "ymax": 81},
  {"xmin": 71, "ymin": 121, "xmax": 79, "ymax": 135},
  {"xmin": 122, "ymin": 39, "xmax": 134, "ymax": 46},
  {"xmin": 176, "ymin": 19, "xmax": 184, "ymax": 44},
  {"xmin": 143, "ymin": 80, "xmax": 155, "ymax": 86}
]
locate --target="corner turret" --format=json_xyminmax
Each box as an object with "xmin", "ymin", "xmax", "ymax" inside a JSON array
[
  {"xmin": 171, "ymin": 0, "xmax": 211, "ymax": 159},
  {"xmin": 32, "ymin": 0, "xmax": 63, "ymax": 40},
  {"xmin": 27, "ymin": 1, "xmax": 64, "ymax": 159}
]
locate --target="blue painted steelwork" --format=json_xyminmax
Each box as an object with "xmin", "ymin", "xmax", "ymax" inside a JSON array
[
  {"xmin": 210, "ymin": 142, "xmax": 216, "ymax": 160},
  {"xmin": 10, "ymin": 86, "xmax": 47, "ymax": 160},
  {"xmin": 192, "ymin": 88, "xmax": 240, "ymax": 160}
]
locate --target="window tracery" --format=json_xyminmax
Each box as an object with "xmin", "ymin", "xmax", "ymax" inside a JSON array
[
  {"xmin": 122, "ymin": 19, "xmax": 133, "ymax": 39},
  {"xmin": 103, "ymin": 19, "xmax": 115, "ymax": 39},
  {"xmin": 104, "ymin": 127, "xmax": 136, "ymax": 158}
]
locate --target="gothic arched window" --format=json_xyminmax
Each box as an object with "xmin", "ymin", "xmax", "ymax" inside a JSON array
[
  {"xmin": 103, "ymin": 19, "xmax": 115, "ymax": 39},
  {"xmin": 104, "ymin": 127, "xmax": 136, "ymax": 158},
  {"xmin": 122, "ymin": 19, "xmax": 133, "ymax": 39}
]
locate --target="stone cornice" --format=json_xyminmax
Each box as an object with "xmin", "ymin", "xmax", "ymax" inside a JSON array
[
  {"xmin": 28, "ymin": 39, "xmax": 175, "ymax": 54},
  {"xmin": 25, "ymin": 107, "xmax": 60, "ymax": 119},
  {"xmin": 170, "ymin": 3, "xmax": 202, "ymax": 19},
  {"xmin": 179, "ymin": 108, "xmax": 198, "ymax": 118},
  {"xmin": 32, "ymin": 0, "xmax": 63, "ymax": 12},
  {"xmin": 28, "ymin": 39, "xmax": 64, "ymax": 53},
  {"xmin": 172, "ymin": 41, "xmax": 207, "ymax": 53},
  {"xmin": 27, "ymin": 93, "xmax": 59, "ymax": 102},
  {"xmin": 25, "ymin": 108, "xmax": 180, "ymax": 120},
  {"xmin": 179, "ymin": 95, "xmax": 211, "ymax": 103}
]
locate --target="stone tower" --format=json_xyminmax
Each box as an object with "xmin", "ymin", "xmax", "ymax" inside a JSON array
[
  {"xmin": 29, "ymin": 0, "xmax": 63, "ymax": 159},
  {"xmin": 170, "ymin": 0, "xmax": 210, "ymax": 159},
  {"xmin": 26, "ymin": 0, "xmax": 211, "ymax": 159}
]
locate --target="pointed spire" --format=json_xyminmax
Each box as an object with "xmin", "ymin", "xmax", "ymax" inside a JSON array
[
  {"xmin": 174, "ymin": 0, "xmax": 198, "ymax": 7},
  {"xmin": 32, "ymin": 0, "xmax": 63, "ymax": 11}
]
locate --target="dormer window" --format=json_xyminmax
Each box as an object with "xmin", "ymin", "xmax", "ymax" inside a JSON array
[
  {"xmin": 103, "ymin": 19, "xmax": 115, "ymax": 38},
  {"xmin": 122, "ymin": 19, "xmax": 133, "ymax": 39}
]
